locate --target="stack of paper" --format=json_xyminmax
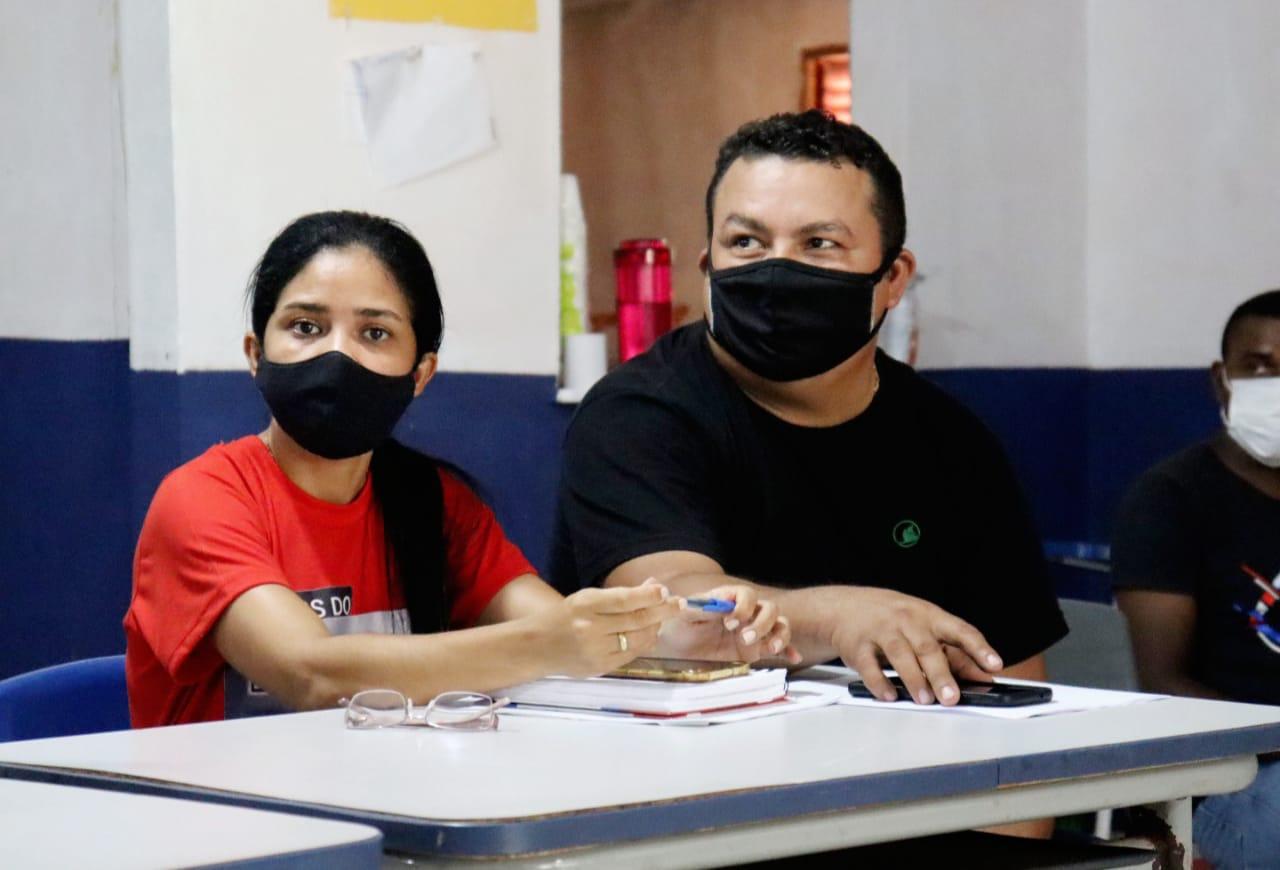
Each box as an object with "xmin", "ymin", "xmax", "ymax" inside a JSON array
[{"xmin": 503, "ymin": 669, "xmax": 788, "ymax": 717}]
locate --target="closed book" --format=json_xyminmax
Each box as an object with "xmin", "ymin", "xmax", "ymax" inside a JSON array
[{"xmin": 503, "ymin": 668, "xmax": 788, "ymax": 717}]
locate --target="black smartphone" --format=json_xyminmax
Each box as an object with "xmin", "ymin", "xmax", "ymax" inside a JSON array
[{"xmin": 847, "ymin": 677, "xmax": 1053, "ymax": 707}]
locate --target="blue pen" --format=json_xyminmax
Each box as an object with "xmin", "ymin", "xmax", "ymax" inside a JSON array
[{"xmin": 685, "ymin": 597, "xmax": 736, "ymax": 614}]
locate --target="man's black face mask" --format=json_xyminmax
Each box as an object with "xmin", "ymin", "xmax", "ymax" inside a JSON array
[
  {"xmin": 254, "ymin": 350, "xmax": 416, "ymax": 459},
  {"xmin": 706, "ymin": 253, "xmax": 897, "ymax": 382}
]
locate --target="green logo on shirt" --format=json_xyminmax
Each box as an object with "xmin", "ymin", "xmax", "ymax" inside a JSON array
[{"xmin": 892, "ymin": 520, "xmax": 921, "ymax": 548}]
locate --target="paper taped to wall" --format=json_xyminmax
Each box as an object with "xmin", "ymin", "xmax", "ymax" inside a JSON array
[{"xmin": 348, "ymin": 43, "xmax": 496, "ymax": 186}]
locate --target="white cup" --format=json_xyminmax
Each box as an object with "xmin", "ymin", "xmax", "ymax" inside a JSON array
[{"xmin": 558, "ymin": 333, "xmax": 607, "ymax": 403}]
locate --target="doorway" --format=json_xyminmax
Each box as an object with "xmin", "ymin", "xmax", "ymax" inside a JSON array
[{"xmin": 561, "ymin": 0, "xmax": 851, "ymax": 355}]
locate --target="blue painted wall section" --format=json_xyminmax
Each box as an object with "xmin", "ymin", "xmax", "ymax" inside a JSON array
[
  {"xmin": 923, "ymin": 368, "xmax": 1219, "ymax": 542},
  {"xmin": 925, "ymin": 369, "xmax": 1092, "ymax": 541},
  {"xmin": 395, "ymin": 372, "xmax": 574, "ymax": 573},
  {"xmin": 0, "ymin": 337, "xmax": 1220, "ymax": 678},
  {"xmin": 1082, "ymin": 368, "xmax": 1220, "ymax": 541},
  {"xmin": 924, "ymin": 367, "xmax": 1219, "ymax": 604},
  {"xmin": 2, "ymin": 341, "xmax": 134, "ymax": 679}
]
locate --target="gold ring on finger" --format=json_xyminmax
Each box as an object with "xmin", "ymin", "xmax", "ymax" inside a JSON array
[{"xmin": 617, "ymin": 632, "xmax": 628, "ymax": 653}]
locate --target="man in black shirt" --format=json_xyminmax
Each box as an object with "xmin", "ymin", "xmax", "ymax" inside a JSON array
[
  {"xmin": 553, "ymin": 110, "xmax": 1066, "ymax": 712},
  {"xmin": 1113, "ymin": 289, "xmax": 1280, "ymax": 868}
]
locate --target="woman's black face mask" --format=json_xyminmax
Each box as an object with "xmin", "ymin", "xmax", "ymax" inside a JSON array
[
  {"xmin": 707, "ymin": 254, "xmax": 897, "ymax": 382},
  {"xmin": 254, "ymin": 350, "xmax": 417, "ymax": 459}
]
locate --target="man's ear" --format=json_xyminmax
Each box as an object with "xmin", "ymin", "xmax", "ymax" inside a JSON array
[
  {"xmin": 244, "ymin": 333, "xmax": 262, "ymax": 377},
  {"xmin": 412, "ymin": 352, "xmax": 439, "ymax": 397},
  {"xmin": 697, "ymin": 248, "xmax": 713, "ymax": 320},
  {"xmin": 878, "ymin": 248, "xmax": 917, "ymax": 314},
  {"xmin": 1211, "ymin": 360, "xmax": 1229, "ymax": 412}
]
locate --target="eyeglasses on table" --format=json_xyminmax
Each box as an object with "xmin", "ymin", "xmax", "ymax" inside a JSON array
[{"xmin": 341, "ymin": 689, "xmax": 509, "ymax": 731}]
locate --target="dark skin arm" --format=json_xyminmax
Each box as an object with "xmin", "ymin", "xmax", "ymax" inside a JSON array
[{"xmin": 1115, "ymin": 588, "xmax": 1229, "ymax": 700}]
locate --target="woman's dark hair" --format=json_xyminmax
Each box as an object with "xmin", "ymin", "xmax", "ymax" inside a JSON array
[
  {"xmin": 247, "ymin": 210, "xmax": 444, "ymax": 357},
  {"xmin": 371, "ymin": 441, "xmax": 447, "ymax": 634},
  {"xmin": 704, "ymin": 110, "xmax": 906, "ymax": 265},
  {"xmin": 247, "ymin": 211, "xmax": 449, "ymax": 634}
]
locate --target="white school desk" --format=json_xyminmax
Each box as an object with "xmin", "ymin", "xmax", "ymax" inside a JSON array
[
  {"xmin": 0, "ymin": 777, "xmax": 382, "ymax": 869},
  {"xmin": 1, "ymin": 686, "xmax": 1279, "ymax": 867}
]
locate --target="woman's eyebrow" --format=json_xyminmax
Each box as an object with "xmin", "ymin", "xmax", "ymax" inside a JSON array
[
  {"xmin": 279, "ymin": 301, "xmax": 403, "ymax": 322},
  {"xmin": 280, "ymin": 301, "xmax": 328, "ymax": 314},
  {"xmin": 355, "ymin": 307, "xmax": 405, "ymax": 322}
]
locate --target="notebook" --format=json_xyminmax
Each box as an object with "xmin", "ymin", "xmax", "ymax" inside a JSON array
[{"xmin": 502, "ymin": 668, "xmax": 789, "ymax": 717}]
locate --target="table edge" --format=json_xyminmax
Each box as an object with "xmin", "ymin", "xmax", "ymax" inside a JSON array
[{"xmin": 4, "ymin": 720, "xmax": 1279, "ymax": 857}]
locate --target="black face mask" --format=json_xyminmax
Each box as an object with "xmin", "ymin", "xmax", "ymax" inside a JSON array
[
  {"xmin": 254, "ymin": 350, "xmax": 417, "ymax": 460},
  {"xmin": 707, "ymin": 255, "xmax": 896, "ymax": 382}
]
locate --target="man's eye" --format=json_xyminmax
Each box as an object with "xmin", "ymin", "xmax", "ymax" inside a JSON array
[
  {"xmin": 730, "ymin": 236, "xmax": 759, "ymax": 249},
  {"xmin": 290, "ymin": 320, "xmax": 321, "ymax": 336},
  {"xmin": 807, "ymin": 238, "xmax": 836, "ymax": 249},
  {"xmin": 365, "ymin": 326, "xmax": 390, "ymax": 342}
]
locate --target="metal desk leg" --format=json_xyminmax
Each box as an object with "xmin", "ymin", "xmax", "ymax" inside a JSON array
[
  {"xmin": 1160, "ymin": 796, "xmax": 1193, "ymax": 857},
  {"xmin": 1111, "ymin": 795, "xmax": 1193, "ymax": 869},
  {"xmin": 1151, "ymin": 796, "xmax": 1192, "ymax": 868}
]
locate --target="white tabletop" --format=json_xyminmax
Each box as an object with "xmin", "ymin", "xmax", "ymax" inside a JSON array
[
  {"xmin": 0, "ymin": 777, "xmax": 382, "ymax": 869},
  {"xmin": 2, "ymin": 677, "xmax": 1279, "ymax": 858}
]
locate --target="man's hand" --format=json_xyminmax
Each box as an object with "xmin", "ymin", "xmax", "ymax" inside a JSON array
[
  {"xmin": 828, "ymin": 587, "xmax": 1003, "ymax": 705},
  {"xmin": 602, "ymin": 552, "xmax": 1003, "ymax": 701},
  {"xmin": 657, "ymin": 583, "xmax": 802, "ymax": 664}
]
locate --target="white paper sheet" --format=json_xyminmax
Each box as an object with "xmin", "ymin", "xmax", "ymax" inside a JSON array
[
  {"xmin": 340, "ymin": 62, "xmax": 369, "ymax": 144},
  {"xmin": 838, "ymin": 682, "xmax": 1167, "ymax": 720},
  {"xmin": 794, "ymin": 666, "xmax": 1168, "ymax": 720},
  {"xmin": 348, "ymin": 43, "xmax": 496, "ymax": 186}
]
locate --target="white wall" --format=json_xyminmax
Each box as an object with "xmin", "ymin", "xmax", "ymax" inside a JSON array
[
  {"xmin": 0, "ymin": 0, "xmax": 128, "ymax": 341},
  {"xmin": 140, "ymin": 0, "xmax": 562, "ymax": 374},
  {"xmin": 852, "ymin": 0, "xmax": 1280, "ymax": 370},
  {"xmin": 9, "ymin": 0, "xmax": 1276, "ymax": 375},
  {"xmin": 853, "ymin": 0, "xmax": 1089, "ymax": 370},
  {"xmin": 119, "ymin": 0, "xmax": 178, "ymax": 370},
  {"xmin": 1085, "ymin": 0, "xmax": 1280, "ymax": 369}
]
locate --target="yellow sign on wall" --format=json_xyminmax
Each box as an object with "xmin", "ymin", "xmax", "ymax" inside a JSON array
[{"xmin": 329, "ymin": 0, "xmax": 537, "ymax": 32}]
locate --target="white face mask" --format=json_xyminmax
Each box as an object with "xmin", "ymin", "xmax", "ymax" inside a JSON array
[{"xmin": 1223, "ymin": 375, "xmax": 1280, "ymax": 468}]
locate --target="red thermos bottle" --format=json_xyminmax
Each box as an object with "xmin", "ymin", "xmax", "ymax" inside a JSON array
[{"xmin": 614, "ymin": 238, "xmax": 673, "ymax": 362}]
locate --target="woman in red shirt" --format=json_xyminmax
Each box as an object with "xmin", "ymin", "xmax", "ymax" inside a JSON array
[{"xmin": 125, "ymin": 211, "xmax": 795, "ymax": 727}]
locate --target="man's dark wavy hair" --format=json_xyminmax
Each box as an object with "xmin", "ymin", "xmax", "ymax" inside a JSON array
[
  {"xmin": 1222, "ymin": 289, "xmax": 1280, "ymax": 358},
  {"xmin": 704, "ymin": 110, "xmax": 906, "ymax": 262}
]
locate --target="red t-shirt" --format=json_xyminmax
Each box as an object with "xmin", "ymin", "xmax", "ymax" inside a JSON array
[{"xmin": 124, "ymin": 436, "xmax": 534, "ymax": 728}]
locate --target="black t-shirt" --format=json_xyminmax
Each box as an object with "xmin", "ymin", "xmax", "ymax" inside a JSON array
[
  {"xmin": 1112, "ymin": 442, "xmax": 1280, "ymax": 705},
  {"xmin": 551, "ymin": 323, "xmax": 1067, "ymax": 666}
]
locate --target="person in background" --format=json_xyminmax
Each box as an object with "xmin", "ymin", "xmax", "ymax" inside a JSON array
[
  {"xmin": 1113, "ymin": 289, "xmax": 1280, "ymax": 868},
  {"xmin": 124, "ymin": 211, "xmax": 791, "ymax": 728}
]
